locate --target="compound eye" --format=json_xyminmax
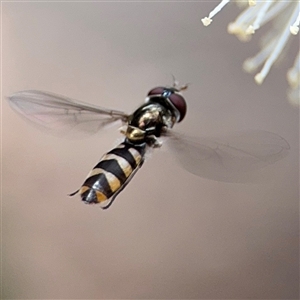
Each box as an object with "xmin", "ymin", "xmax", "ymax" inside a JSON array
[
  {"xmin": 169, "ymin": 93, "xmax": 187, "ymax": 122},
  {"xmin": 147, "ymin": 87, "xmax": 165, "ymax": 96}
]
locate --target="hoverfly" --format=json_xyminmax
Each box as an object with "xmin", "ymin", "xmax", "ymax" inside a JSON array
[{"xmin": 8, "ymin": 81, "xmax": 290, "ymax": 209}]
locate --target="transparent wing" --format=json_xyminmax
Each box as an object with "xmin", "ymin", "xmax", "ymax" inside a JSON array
[
  {"xmin": 166, "ymin": 130, "xmax": 290, "ymax": 183},
  {"xmin": 8, "ymin": 90, "xmax": 129, "ymax": 136}
]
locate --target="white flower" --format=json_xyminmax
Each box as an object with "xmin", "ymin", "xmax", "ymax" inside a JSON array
[{"xmin": 202, "ymin": 0, "xmax": 300, "ymax": 106}]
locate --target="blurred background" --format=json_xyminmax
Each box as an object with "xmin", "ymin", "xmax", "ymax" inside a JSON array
[{"xmin": 2, "ymin": 1, "xmax": 299, "ymax": 299}]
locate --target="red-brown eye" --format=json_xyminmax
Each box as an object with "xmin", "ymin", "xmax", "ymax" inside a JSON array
[
  {"xmin": 169, "ymin": 93, "xmax": 187, "ymax": 122},
  {"xmin": 147, "ymin": 87, "xmax": 165, "ymax": 96}
]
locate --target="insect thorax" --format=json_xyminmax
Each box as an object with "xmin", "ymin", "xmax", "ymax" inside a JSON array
[{"xmin": 124, "ymin": 101, "xmax": 176, "ymax": 147}]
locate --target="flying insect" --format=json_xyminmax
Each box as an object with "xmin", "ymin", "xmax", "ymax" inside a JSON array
[{"xmin": 8, "ymin": 82, "xmax": 290, "ymax": 209}]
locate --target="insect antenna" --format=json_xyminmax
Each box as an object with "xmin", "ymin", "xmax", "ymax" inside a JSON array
[{"xmin": 171, "ymin": 74, "xmax": 189, "ymax": 92}]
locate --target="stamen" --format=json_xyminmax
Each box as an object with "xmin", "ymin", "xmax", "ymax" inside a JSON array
[
  {"xmin": 290, "ymin": 10, "xmax": 300, "ymax": 35},
  {"xmin": 201, "ymin": 0, "xmax": 231, "ymax": 26},
  {"xmin": 246, "ymin": 1, "xmax": 273, "ymax": 34},
  {"xmin": 255, "ymin": 5, "xmax": 300, "ymax": 84},
  {"xmin": 243, "ymin": 39, "xmax": 277, "ymax": 73},
  {"xmin": 201, "ymin": 0, "xmax": 300, "ymax": 104}
]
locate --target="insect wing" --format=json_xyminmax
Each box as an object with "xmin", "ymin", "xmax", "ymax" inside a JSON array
[
  {"xmin": 8, "ymin": 90, "xmax": 129, "ymax": 136},
  {"xmin": 166, "ymin": 130, "xmax": 290, "ymax": 183}
]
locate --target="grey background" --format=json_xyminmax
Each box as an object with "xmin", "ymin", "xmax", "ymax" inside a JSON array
[{"xmin": 2, "ymin": 1, "xmax": 299, "ymax": 299}]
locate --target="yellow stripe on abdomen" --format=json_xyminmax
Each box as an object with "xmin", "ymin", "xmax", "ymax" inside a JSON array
[{"xmin": 101, "ymin": 153, "xmax": 133, "ymax": 178}]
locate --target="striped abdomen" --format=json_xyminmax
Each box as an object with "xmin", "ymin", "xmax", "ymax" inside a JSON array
[{"xmin": 76, "ymin": 141, "xmax": 146, "ymax": 209}]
